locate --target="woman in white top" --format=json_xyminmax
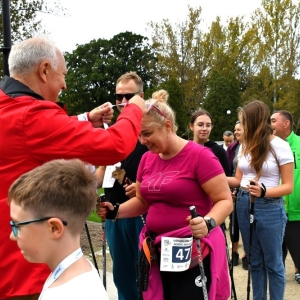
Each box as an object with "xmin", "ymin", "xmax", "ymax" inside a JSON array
[{"xmin": 227, "ymin": 100, "xmax": 294, "ymax": 300}]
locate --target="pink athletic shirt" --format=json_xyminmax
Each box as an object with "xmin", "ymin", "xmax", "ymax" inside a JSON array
[{"xmin": 137, "ymin": 141, "xmax": 224, "ymax": 234}]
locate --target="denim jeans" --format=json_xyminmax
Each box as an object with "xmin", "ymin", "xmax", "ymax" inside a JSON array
[
  {"xmin": 106, "ymin": 217, "xmax": 144, "ymax": 300},
  {"xmin": 236, "ymin": 189, "xmax": 287, "ymax": 300}
]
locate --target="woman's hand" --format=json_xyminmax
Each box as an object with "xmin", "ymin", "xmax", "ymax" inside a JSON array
[
  {"xmin": 96, "ymin": 201, "xmax": 114, "ymax": 218},
  {"xmin": 124, "ymin": 181, "xmax": 136, "ymax": 198},
  {"xmin": 248, "ymin": 180, "xmax": 261, "ymax": 197},
  {"xmin": 186, "ymin": 216, "xmax": 209, "ymax": 239},
  {"xmin": 231, "ymin": 188, "xmax": 237, "ymax": 201}
]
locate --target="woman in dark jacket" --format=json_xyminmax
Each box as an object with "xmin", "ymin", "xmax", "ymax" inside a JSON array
[{"xmin": 189, "ymin": 110, "xmax": 230, "ymax": 176}]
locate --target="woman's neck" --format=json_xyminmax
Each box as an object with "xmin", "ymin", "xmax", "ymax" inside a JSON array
[
  {"xmin": 194, "ymin": 137, "xmax": 207, "ymax": 146},
  {"xmin": 160, "ymin": 135, "xmax": 188, "ymax": 159}
]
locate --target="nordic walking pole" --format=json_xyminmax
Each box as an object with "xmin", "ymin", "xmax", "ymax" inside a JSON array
[
  {"xmin": 230, "ymin": 192, "xmax": 238, "ymax": 300},
  {"xmin": 221, "ymin": 207, "xmax": 237, "ymax": 300},
  {"xmin": 190, "ymin": 206, "xmax": 208, "ymax": 300},
  {"xmin": 100, "ymin": 194, "xmax": 107, "ymax": 289},
  {"xmin": 84, "ymin": 221, "xmax": 100, "ymax": 275},
  {"xmin": 247, "ymin": 182, "xmax": 255, "ymax": 300}
]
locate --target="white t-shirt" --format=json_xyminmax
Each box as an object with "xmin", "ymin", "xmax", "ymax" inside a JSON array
[
  {"xmin": 40, "ymin": 260, "xmax": 109, "ymax": 300},
  {"xmin": 239, "ymin": 136, "xmax": 293, "ymax": 188}
]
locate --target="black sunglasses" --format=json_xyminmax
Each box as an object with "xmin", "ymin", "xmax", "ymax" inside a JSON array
[{"xmin": 115, "ymin": 91, "xmax": 141, "ymax": 101}]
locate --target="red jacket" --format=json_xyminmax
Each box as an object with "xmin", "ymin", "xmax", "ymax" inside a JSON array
[{"xmin": 0, "ymin": 76, "xmax": 142, "ymax": 298}]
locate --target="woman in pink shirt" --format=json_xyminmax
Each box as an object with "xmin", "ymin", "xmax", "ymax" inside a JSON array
[{"xmin": 98, "ymin": 90, "xmax": 232, "ymax": 300}]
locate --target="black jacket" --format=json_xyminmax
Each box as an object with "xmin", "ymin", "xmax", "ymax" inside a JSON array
[{"xmin": 204, "ymin": 140, "xmax": 231, "ymax": 176}]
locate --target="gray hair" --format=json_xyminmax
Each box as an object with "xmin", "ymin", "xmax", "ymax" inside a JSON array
[
  {"xmin": 8, "ymin": 37, "xmax": 59, "ymax": 77},
  {"xmin": 223, "ymin": 130, "xmax": 234, "ymax": 137}
]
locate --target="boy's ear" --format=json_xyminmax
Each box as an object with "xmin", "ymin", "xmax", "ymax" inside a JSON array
[{"xmin": 47, "ymin": 218, "xmax": 65, "ymax": 239}]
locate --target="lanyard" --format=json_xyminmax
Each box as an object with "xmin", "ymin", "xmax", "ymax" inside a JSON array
[{"xmin": 40, "ymin": 248, "xmax": 83, "ymax": 298}]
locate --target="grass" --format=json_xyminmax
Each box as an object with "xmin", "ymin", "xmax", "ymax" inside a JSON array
[{"xmin": 87, "ymin": 188, "xmax": 104, "ymax": 223}]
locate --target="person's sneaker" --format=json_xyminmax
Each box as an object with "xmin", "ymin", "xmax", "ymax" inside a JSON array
[
  {"xmin": 232, "ymin": 252, "xmax": 239, "ymax": 266},
  {"xmin": 295, "ymin": 273, "xmax": 300, "ymax": 284},
  {"xmin": 242, "ymin": 256, "xmax": 248, "ymax": 270}
]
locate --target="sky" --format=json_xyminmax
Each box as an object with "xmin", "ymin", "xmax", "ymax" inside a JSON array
[{"xmin": 41, "ymin": 0, "xmax": 262, "ymax": 53}]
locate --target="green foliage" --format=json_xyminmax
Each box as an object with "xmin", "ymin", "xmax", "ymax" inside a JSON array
[
  {"xmin": 87, "ymin": 211, "xmax": 101, "ymax": 223},
  {"xmin": 60, "ymin": 32, "xmax": 157, "ymax": 115},
  {"xmin": 250, "ymin": 0, "xmax": 300, "ymax": 107},
  {"xmin": 160, "ymin": 78, "xmax": 190, "ymax": 138},
  {"xmin": 202, "ymin": 70, "xmax": 241, "ymax": 141},
  {"xmin": 87, "ymin": 187, "xmax": 104, "ymax": 223},
  {"xmin": 149, "ymin": 6, "xmax": 207, "ymax": 113},
  {"xmin": 275, "ymin": 76, "xmax": 300, "ymax": 134},
  {"xmin": 147, "ymin": 1, "xmax": 300, "ymax": 127}
]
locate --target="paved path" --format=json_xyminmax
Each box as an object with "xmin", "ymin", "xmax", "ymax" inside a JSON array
[{"xmin": 227, "ymin": 235, "xmax": 299, "ymax": 299}]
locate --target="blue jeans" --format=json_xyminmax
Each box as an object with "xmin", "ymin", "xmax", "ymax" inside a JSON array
[
  {"xmin": 236, "ymin": 189, "xmax": 287, "ymax": 300},
  {"xmin": 106, "ymin": 216, "xmax": 144, "ymax": 300}
]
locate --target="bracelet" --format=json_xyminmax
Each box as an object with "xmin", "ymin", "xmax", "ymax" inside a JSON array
[
  {"xmin": 260, "ymin": 183, "xmax": 266, "ymax": 198},
  {"xmin": 106, "ymin": 203, "xmax": 120, "ymax": 220}
]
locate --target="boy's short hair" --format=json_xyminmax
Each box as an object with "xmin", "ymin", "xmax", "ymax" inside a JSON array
[{"xmin": 8, "ymin": 159, "xmax": 97, "ymax": 235}]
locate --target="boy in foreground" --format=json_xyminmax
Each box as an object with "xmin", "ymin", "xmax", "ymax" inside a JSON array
[{"xmin": 8, "ymin": 159, "xmax": 108, "ymax": 300}]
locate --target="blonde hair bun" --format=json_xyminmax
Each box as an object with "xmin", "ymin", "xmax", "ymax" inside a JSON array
[{"xmin": 152, "ymin": 89, "xmax": 169, "ymax": 103}]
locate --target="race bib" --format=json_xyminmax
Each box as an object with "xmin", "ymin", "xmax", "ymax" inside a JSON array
[{"xmin": 160, "ymin": 236, "xmax": 193, "ymax": 272}]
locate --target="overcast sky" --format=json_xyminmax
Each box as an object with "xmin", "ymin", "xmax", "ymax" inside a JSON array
[{"xmin": 41, "ymin": 0, "xmax": 262, "ymax": 53}]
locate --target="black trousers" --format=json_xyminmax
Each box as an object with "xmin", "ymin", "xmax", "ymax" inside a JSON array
[
  {"xmin": 160, "ymin": 254, "xmax": 211, "ymax": 300},
  {"xmin": 229, "ymin": 203, "xmax": 240, "ymax": 243},
  {"xmin": 284, "ymin": 220, "xmax": 300, "ymax": 271}
]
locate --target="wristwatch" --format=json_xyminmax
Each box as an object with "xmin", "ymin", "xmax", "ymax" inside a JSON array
[{"xmin": 204, "ymin": 217, "xmax": 216, "ymax": 233}]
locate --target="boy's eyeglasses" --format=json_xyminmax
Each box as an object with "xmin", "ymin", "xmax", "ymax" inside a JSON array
[
  {"xmin": 115, "ymin": 91, "xmax": 141, "ymax": 101},
  {"xmin": 10, "ymin": 217, "xmax": 68, "ymax": 237},
  {"xmin": 146, "ymin": 103, "xmax": 168, "ymax": 118}
]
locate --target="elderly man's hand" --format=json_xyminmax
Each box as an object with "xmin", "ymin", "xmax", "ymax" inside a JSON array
[
  {"xmin": 89, "ymin": 102, "xmax": 114, "ymax": 127},
  {"xmin": 128, "ymin": 95, "xmax": 147, "ymax": 115}
]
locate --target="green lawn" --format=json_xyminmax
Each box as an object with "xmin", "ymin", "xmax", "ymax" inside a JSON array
[{"xmin": 87, "ymin": 188, "xmax": 104, "ymax": 223}]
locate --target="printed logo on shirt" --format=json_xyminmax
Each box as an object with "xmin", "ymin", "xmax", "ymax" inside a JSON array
[{"xmin": 141, "ymin": 171, "xmax": 179, "ymax": 191}]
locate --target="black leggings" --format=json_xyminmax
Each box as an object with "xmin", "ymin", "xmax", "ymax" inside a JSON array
[
  {"xmin": 229, "ymin": 203, "xmax": 240, "ymax": 243},
  {"xmin": 284, "ymin": 220, "xmax": 300, "ymax": 271},
  {"xmin": 160, "ymin": 254, "xmax": 211, "ymax": 300}
]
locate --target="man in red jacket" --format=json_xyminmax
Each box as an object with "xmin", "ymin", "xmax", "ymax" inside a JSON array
[{"xmin": 0, "ymin": 37, "xmax": 146, "ymax": 300}]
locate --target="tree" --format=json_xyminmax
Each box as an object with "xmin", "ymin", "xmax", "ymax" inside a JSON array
[
  {"xmin": 249, "ymin": 0, "xmax": 300, "ymax": 107},
  {"xmin": 274, "ymin": 76, "xmax": 300, "ymax": 134},
  {"xmin": 160, "ymin": 77, "xmax": 189, "ymax": 137},
  {"xmin": 0, "ymin": 0, "xmax": 66, "ymax": 76},
  {"xmin": 202, "ymin": 70, "xmax": 241, "ymax": 141},
  {"xmin": 60, "ymin": 32, "xmax": 157, "ymax": 115},
  {"xmin": 149, "ymin": 6, "xmax": 208, "ymax": 113}
]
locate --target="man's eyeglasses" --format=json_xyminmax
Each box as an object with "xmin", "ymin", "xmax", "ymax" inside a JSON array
[
  {"xmin": 146, "ymin": 103, "xmax": 168, "ymax": 118},
  {"xmin": 10, "ymin": 217, "xmax": 68, "ymax": 237},
  {"xmin": 115, "ymin": 91, "xmax": 141, "ymax": 101}
]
